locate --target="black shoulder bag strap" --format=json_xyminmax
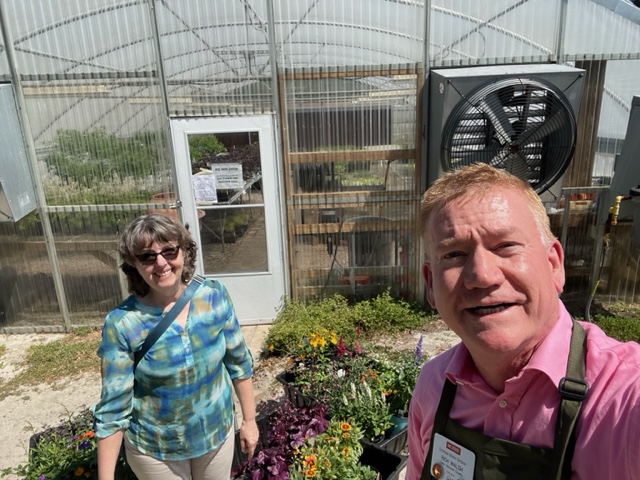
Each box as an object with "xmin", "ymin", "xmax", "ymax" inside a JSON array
[{"xmin": 133, "ymin": 275, "xmax": 205, "ymax": 370}]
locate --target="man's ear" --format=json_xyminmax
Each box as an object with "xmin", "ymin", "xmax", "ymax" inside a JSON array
[
  {"xmin": 548, "ymin": 238, "xmax": 565, "ymax": 294},
  {"xmin": 422, "ymin": 262, "xmax": 437, "ymax": 309}
]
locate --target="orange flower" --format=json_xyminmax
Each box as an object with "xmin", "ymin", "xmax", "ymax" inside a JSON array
[
  {"xmin": 340, "ymin": 422, "xmax": 352, "ymax": 431},
  {"xmin": 342, "ymin": 432, "xmax": 350, "ymax": 439},
  {"xmin": 74, "ymin": 466, "xmax": 85, "ymax": 477},
  {"xmin": 303, "ymin": 454, "xmax": 317, "ymax": 468},
  {"xmin": 305, "ymin": 467, "xmax": 317, "ymax": 477},
  {"xmin": 342, "ymin": 446, "xmax": 350, "ymax": 457}
]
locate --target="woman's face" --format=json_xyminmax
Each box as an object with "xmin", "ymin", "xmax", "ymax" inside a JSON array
[{"xmin": 134, "ymin": 240, "xmax": 185, "ymax": 297}]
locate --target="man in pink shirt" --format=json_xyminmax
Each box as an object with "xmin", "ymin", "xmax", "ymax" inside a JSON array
[{"xmin": 407, "ymin": 163, "xmax": 640, "ymax": 480}]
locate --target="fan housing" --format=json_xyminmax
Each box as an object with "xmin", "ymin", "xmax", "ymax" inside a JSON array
[{"xmin": 428, "ymin": 64, "xmax": 585, "ymax": 201}]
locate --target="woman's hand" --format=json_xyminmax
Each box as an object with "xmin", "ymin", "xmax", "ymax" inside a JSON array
[
  {"xmin": 238, "ymin": 418, "xmax": 259, "ymax": 458},
  {"xmin": 232, "ymin": 377, "xmax": 259, "ymax": 458}
]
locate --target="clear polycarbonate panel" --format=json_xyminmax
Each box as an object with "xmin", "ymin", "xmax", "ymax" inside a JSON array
[
  {"xmin": 22, "ymin": 79, "xmax": 173, "ymax": 207},
  {"xmin": 430, "ymin": 0, "xmax": 561, "ymax": 66},
  {"xmin": 1, "ymin": 0, "xmax": 155, "ymax": 76},
  {"xmin": 0, "ymin": 208, "xmax": 146, "ymax": 329},
  {"xmin": 282, "ymin": 67, "xmax": 421, "ymax": 302},
  {"xmin": 155, "ymin": 0, "xmax": 275, "ymax": 116},
  {"xmin": 272, "ymin": 0, "xmax": 426, "ymax": 68},
  {"xmin": 564, "ymin": 0, "xmax": 640, "ymax": 59}
]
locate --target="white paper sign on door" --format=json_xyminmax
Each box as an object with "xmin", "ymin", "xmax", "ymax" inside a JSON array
[
  {"xmin": 210, "ymin": 163, "xmax": 244, "ymax": 189},
  {"xmin": 192, "ymin": 173, "xmax": 218, "ymax": 204}
]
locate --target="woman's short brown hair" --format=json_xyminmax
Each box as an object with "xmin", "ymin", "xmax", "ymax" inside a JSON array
[{"xmin": 118, "ymin": 213, "xmax": 198, "ymax": 296}]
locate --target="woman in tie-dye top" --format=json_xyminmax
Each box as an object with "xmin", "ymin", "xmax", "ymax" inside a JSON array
[{"xmin": 93, "ymin": 214, "xmax": 258, "ymax": 480}]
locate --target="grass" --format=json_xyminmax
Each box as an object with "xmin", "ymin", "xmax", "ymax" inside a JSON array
[{"xmin": 0, "ymin": 328, "xmax": 101, "ymax": 401}]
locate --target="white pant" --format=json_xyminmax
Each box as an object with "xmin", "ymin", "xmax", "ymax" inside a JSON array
[{"xmin": 124, "ymin": 430, "xmax": 235, "ymax": 480}]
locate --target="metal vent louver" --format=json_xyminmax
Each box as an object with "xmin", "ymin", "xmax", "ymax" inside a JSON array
[{"xmin": 440, "ymin": 76, "xmax": 578, "ymax": 194}]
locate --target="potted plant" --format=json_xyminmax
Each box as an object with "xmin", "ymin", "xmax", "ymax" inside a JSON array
[
  {"xmin": 7, "ymin": 408, "xmax": 135, "ymax": 480},
  {"xmin": 288, "ymin": 419, "xmax": 378, "ymax": 480},
  {"xmin": 232, "ymin": 399, "xmax": 329, "ymax": 480}
]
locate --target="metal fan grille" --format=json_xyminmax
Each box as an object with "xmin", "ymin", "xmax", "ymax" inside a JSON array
[{"xmin": 441, "ymin": 77, "xmax": 577, "ymax": 193}]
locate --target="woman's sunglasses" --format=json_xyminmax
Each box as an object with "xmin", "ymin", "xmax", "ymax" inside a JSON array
[{"xmin": 135, "ymin": 245, "xmax": 180, "ymax": 265}]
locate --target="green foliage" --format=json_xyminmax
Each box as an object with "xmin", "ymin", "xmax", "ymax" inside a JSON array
[
  {"xmin": 45, "ymin": 129, "xmax": 163, "ymax": 187},
  {"xmin": 265, "ymin": 292, "xmax": 433, "ymax": 356},
  {"xmin": 352, "ymin": 290, "xmax": 428, "ymax": 332},
  {"xmin": 288, "ymin": 419, "xmax": 377, "ymax": 480},
  {"xmin": 188, "ymin": 134, "xmax": 227, "ymax": 164},
  {"xmin": 265, "ymin": 295, "xmax": 358, "ymax": 356},
  {"xmin": 373, "ymin": 347, "xmax": 424, "ymax": 415},
  {"xmin": 1, "ymin": 409, "xmax": 135, "ymax": 480},
  {"xmin": 592, "ymin": 315, "xmax": 640, "ymax": 343},
  {"xmin": 332, "ymin": 380, "xmax": 393, "ymax": 440}
]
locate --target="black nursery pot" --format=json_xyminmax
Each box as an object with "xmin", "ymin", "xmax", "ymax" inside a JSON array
[
  {"xmin": 360, "ymin": 444, "xmax": 408, "ymax": 480},
  {"xmin": 274, "ymin": 371, "xmax": 317, "ymax": 408}
]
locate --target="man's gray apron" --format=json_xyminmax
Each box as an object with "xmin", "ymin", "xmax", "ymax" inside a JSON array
[{"xmin": 421, "ymin": 320, "xmax": 588, "ymax": 480}]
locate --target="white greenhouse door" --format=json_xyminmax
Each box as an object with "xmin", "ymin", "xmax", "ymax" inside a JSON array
[{"xmin": 170, "ymin": 116, "xmax": 286, "ymax": 324}]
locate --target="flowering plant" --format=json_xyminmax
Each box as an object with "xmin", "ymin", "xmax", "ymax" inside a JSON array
[
  {"xmin": 1, "ymin": 409, "xmax": 135, "ymax": 480},
  {"xmin": 288, "ymin": 419, "xmax": 378, "ymax": 480},
  {"xmin": 331, "ymin": 380, "xmax": 393, "ymax": 440},
  {"xmin": 375, "ymin": 335, "xmax": 425, "ymax": 415},
  {"xmin": 232, "ymin": 399, "xmax": 329, "ymax": 480}
]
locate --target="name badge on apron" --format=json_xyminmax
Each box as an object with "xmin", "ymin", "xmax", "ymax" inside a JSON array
[{"xmin": 429, "ymin": 433, "xmax": 476, "ymax": 480}]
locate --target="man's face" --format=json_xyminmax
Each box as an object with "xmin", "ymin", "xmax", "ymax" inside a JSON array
[{"xmin": 422, "ymin": 188, "xmax": 565, "ymax": 359}]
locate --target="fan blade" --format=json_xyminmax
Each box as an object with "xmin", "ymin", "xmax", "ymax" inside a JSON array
[
  {"xmin": 458, "ymin": 140, "xmax": 507, "ymax": 166},
  {"xmin": 502, "ymin": 151, "xmax": 531, "ymax": 179},
  {"xmin": 516, "ymin": 108, "xmax": 568, "ymax": 146},
  {"xmin": 477, "ymin": 94, "xmax": 515, "ymax": 145}
]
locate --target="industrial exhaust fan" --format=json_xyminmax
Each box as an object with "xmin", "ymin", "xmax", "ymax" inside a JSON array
[{"xmin": 427, "ymin": 64, "xmax": 585, "ymax": 201}]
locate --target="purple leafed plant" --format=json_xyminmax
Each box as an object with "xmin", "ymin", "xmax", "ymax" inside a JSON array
[{"xmin": 233, "ymin": 399, "xmax": 329, "ymax": 480}]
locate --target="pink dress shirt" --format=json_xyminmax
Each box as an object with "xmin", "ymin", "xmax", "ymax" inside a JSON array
[{"xmin": 407, "ymin": 301, "xmax": 640, "ymax": 479}]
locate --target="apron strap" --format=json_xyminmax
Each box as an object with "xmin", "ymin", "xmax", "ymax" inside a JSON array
[
  {"xmin": 420, "ymin": 319, "xmax": 589, "ymax": 480},
  {"xmin": 420, "ymin": 379, "xmax": 458, "ymax": 480},
  {"xmin": 553, "ymin": 319, "xmax": 589, "ymax": 480}
]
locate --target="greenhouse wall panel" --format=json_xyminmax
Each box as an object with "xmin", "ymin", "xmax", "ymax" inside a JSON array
[{"xmin": 0, "ymin": 0, "xmax": 638, "ymax": 330}]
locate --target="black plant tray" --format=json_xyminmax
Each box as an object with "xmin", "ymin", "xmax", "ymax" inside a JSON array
[
  {"xmin": 275, "ymin": 370, "xmax": 318, "ymax": 408},
  {"xmin": 231, "ymin": 411, "xmax": 271, "ymax": 472},
  {"xmin": 362, "ymin": 424, "xmax": 408, "ymax": 455},
  {"xmin": 361, "ymin": 443, "xmax": 408, "ymax": 480}
]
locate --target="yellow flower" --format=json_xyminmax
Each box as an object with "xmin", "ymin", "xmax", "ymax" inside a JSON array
[
  {"xmin": 318, "ymin": 337, "xmax": 326, "ymax": 347},
  {"xmin": 305, "ymin": 467, "xmax": 317, "ymax": 477},
  {"xmin": 342, "ymin": 432, "xmax": 350, "ymax": 439},
  {"xmin": 330, "ymin": 332, "xmax": 337, "ymax": 344},
  {"xmin": 269, "ymin": 344, "xmax": 274, "ymax": 352},
  {"xmin": 74, "ymin": 466, "xmax": 85, "ymax": 477},
  {"xmin": 323, "ymin": 459, "xmax": 331, "ymax": 468},
  {"xmin": 342, "ymin": 446, "xmax": 350, "ymax": 457}
]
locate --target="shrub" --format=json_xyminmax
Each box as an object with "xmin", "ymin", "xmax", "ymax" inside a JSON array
[
  {"xmin": 265, "ymin": 292, "xmax": 433, "ymax": 357},
  {"xmin": 353, "ymin": 289, "xmax": 428, "ymax": 332},
  {"xmin": 265, "ymin": 296, "xmax": 358, "ymax": 356},
  {"xmin": 592, "ymin": 315, "xmax": 640, "ymax": 343}
]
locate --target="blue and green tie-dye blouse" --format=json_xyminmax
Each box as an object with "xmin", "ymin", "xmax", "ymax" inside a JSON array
[{"xmin": 93, "ymin": 278, "xmax": 253, "ymax": 461}]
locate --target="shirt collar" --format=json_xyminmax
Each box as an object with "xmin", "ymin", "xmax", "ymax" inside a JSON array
[{"xmin": 444, "ymin": 300, "xmax": 573, "ymax": 388}]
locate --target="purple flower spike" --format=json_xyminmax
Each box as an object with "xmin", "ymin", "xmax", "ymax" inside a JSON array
[{"xmin": 415, "ymin": 334, "xmax": 424, "ymax": 364}]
